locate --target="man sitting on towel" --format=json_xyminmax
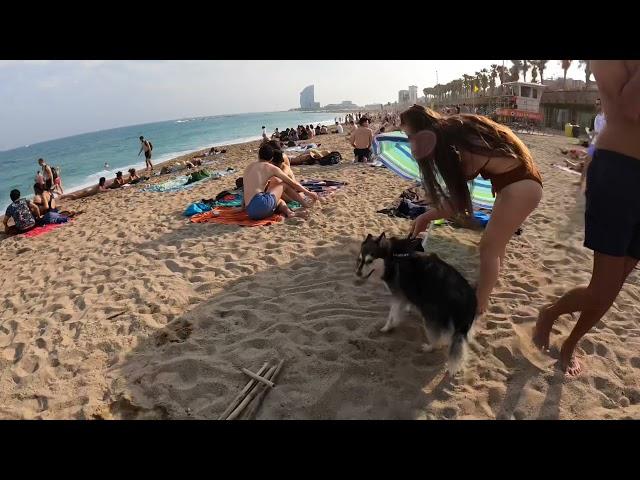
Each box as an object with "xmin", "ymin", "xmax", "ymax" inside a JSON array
[{"xmin": 242, "ymin": 144, "xmax": 318, "ymax": 220}]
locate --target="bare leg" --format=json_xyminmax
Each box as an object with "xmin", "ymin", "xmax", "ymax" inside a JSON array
[
  {"xmin": 534, "ymin": 254, "xmax": 637, "ymax": 376},
  {"xmin": 476, "ymin": 180, "xmax": 542, "ymax": 313},
  {"xmin": 281, "ymin": 184, "xmax": 310, "ymax": 206}
]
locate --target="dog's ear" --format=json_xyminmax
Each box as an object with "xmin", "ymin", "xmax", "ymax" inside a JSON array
[
  {"xmin": 378, "ymin": 232, "xmax": 389, "ymax": 250},
  {"xmin": 365, "ymin": 233, "xmax": 372, "ymax": 241}
]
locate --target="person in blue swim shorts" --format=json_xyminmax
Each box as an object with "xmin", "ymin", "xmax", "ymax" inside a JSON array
[{"xmin": 242, "ymin": 144, "xmax": 319, "ymax": 220}]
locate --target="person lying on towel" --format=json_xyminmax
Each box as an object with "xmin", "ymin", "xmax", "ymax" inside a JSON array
[{"xmin": 241, "ymin": 144, "xmax": 318, "ymax": 220}]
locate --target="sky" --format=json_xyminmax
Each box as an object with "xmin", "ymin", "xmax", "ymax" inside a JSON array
[{"xmin": 0, "ymin": 60, "xmax": 586, "ymax": 151}]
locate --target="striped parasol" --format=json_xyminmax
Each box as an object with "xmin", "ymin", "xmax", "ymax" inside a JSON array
[{"xmin": 372, "ymin": 132, "xmax": 495, "ymax": 211}]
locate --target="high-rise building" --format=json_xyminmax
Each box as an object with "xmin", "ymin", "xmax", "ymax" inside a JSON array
[
  {"xmin": 300, "ymin": 85, "xmax": 320, "ymax": 109},
  {"xmin": 409, "ymin": 85, "xmax": 418, "ymax": 104},
  {"xmin": 398, "ymin": 90, "xmax": 410, "ymax": 104}
]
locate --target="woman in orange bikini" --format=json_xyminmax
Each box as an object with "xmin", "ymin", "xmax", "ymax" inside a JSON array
[{"xmin": 399, "ymin": 105, "xmax": 543, "ymax": 314}]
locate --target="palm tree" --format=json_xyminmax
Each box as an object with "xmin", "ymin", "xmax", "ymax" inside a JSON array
[
  {"xmin": 489, "ymin": 64, "xmax": 499, "ymax": 94},
  {"xmin": 578, "ymin": 60, "xmax": 592, "ymax": 89},
  {"xmin": 531, "ymin": 66, "xmax": 539, "ymax": 83},
  {"xmin": 561, "ymin": 60, "xmax": 572, "ymax": 89},
  {"xmin": 480, "ymin": 68, "xmax": 489, "ymax": 94},
  {"xmin": 531, "ymin": 60, "xmax": 549, "ymax": 84},
  {"xmin": 509, "ymin": 60, "xmax": 522, "ymax": 81},
  {"xmin": 496, "ymin": 65, "xmax": 508, "ymax": 85},
  {"xmin": 462, "ymin": 74, "xmax": 472, "ymax": 97},
  {"xmin": 521, "ymin": 60, "xmax": 530, "ymax": 82}
]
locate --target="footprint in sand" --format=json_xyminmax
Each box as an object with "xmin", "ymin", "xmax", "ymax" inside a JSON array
[{"xmin": 155, "ymin": 319, "xmax": 193, "ymax": 346}]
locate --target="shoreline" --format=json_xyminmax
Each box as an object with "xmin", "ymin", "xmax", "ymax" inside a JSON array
[{"xmin": 57, "ymin": 132, "xmax": 339, "ymax": 203}]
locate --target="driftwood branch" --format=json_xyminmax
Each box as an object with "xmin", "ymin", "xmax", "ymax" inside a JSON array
[
  {"xmin": 241, "ymin": 368, "xmax": 275, "ymax": 388},
  {"xmin": 219, "ymin": 362, "xmax": 269, "ymax": 420},
  {"xmin": 242, "ymin": 359, "xmax": 285, "ymax": 420},
  {"xmin": 227, "ymin": 364, "xmax": 277, "ymax": 420}
]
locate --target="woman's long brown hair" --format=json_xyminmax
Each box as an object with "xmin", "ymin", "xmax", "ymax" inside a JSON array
[{"xmin": 400, "ymin": 105, "xmax": 534, "ymax": 218}]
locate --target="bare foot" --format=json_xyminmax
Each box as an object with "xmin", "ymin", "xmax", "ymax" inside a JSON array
[
  {"xmin": 287, "ymin": 209, "xmax": 309, "ymax": 220},
  {"xmin": 560, "ymin": 344, "xmax": 583, "ymax": 377},
  {"xmin": 533, "ymin": 304, "xmax": 556, "ymax": 351}
]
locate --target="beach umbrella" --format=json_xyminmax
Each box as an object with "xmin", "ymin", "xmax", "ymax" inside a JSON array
[{"xmin": 372, "ymin": 132, "xmax": 495, "ymax": 211}]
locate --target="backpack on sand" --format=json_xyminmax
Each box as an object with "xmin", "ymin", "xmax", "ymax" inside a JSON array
[{"xmin": 318, "ymin": 151, "xmax": 342, "ymax": 166}]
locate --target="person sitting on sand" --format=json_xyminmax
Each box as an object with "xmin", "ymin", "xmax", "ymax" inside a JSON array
[
  {"xmin": 315, "ymin": 125, "xmax": 321, "ymax": 136},
  {"xmin": 289, "ymin": 128, "xmax": 298, "ymax": 142},
  {"xmin": 98, "ymin": 177, "xmax": 108, "ymax": 192},
  {"xmin": 270, "ymin": 149, "xmax": 312, "ymax": 205},
  {"xmin": 32, "ymin": 183, "xmax": 68, "ymax": 224},
  {"xmin": 267, "ymin": 140, "xmax": 296, "ymax": 180},
  {"xmin": 335, "ymin": 121, "xmax": 344, "ymax": 134},
  {"xmin": 351, "ymin": 116, "xmax": 374, "ymax": 163},
  {"xmin": 111, "ymin": 171, "xmax": 126, "ymax": 189},
  {"xmin": 3, "ymin": 189, "xmax": 39, "ymax": 235},
  {"xmin": 272, "ymin": 128, "xmax": 280, "ymax": 139},
  {"xmin": 397, "ymin": 104, "xmax": 543, "ymax": 315},
  {"xmin": 320, "ymin": 125, "xmax": 328, "ymax": 134},
  {"xmin": 241, "ymin": 144, "xmax": 318, "ymax": 220},
  {"xmin": 128, "ymin": 168, "xmax": 141, "ymax": 183},
  {"xmin": 534, "ymin": 60, "xmax": 640, "ymax": 377}
]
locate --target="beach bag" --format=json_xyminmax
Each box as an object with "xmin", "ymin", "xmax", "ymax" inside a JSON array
[
  {"xmin": 184, "ymin": 202, "xmax": 212, "ymax": 217},
  {"xmin": 318, "ymin": 151, "xmax": 342, "ymax": 166}
]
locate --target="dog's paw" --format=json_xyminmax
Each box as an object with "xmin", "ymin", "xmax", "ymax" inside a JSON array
[{"xmin": 421, "ymin": 343, "xmax": 434, "ymax": 353}]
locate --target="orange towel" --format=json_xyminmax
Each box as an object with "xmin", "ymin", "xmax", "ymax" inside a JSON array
[{"xmin": 190, "ymin": 207, "xmax": 284, "ymax": 227}]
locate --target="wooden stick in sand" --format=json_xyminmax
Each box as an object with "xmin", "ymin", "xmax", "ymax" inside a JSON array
[
  {"xmin": 218, "ymin": 362, "xmax": 269, "ymax": 420},
  {"xmin": 242, "ymin": 359, "xmax": 285, "ymax": 420},
  {"xmin": 241, "ymin": 368, "xmax": 275, "ymax": 388},
  {"xmin": 227, "ymin": 364, "xmax": 277, "ymax": 421}
]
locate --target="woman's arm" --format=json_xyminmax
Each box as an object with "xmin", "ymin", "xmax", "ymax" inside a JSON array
[{"xmin": 410, "ymin": 201, "xmax": 455, "ymax": 237}]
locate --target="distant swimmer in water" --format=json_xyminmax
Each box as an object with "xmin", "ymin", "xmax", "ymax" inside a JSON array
[{"xmin": 104, "ymin": 162, "xmax": 110, "ymax": 169}]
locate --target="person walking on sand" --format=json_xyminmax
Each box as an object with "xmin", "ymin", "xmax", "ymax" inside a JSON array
[
  {"xmin": 350, "ymin": 116, "xmax": 374, "ymax": 163},
  {"xmin": 533, "ymin": 60, "xmax": 640, "ymax": 377},
  {"xmin": 394, "ymin": 105, "xmax": 543, "ymax": 315},
  {"xmin": 241, "ymin": 144, "xmax": 318, "ymax": 221},
  {"xmin": 138, "ymin": 136, "xmax": 153, "ymax": 172}
]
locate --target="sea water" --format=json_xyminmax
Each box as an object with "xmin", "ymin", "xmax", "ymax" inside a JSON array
[{"xmin": 0, "ymin": 111, "xmax": 341, "ymax": 208}]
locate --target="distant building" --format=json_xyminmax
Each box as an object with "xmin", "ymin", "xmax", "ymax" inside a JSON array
[
  {"xmin": 542, "ymin": 77, "xmax": 596, "ymax": 91},
  {"xmin": 398, "ymin": 90, "xmax": 410, "ymax": 104},
  {"xmin": 323, "ymin": 100, "xmax": 360, "ymax": 110},
  {"xmin": 300, "ymin": 85, "xmax": 320, "ymax": 109},
  {"xmin": 365, "ymin": 103, "xmax": 384, "ymax": 110},
  {"xmin": 409, "ymin": 85, "xmax": 418, "ymax": 104}
]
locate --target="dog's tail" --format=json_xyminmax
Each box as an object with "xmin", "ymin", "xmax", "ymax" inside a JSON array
[{"xmin": 447, "ymin": 331, "xmax": 468, "ymax": 375}]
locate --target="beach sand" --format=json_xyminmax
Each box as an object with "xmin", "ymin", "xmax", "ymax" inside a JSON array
[{"xmin": 1, "ymin": 131, "xmax": 639, "ymax": 420}]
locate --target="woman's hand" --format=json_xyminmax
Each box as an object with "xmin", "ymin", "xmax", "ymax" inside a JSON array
[{"xmin": 411, "ymin": 212, "xmax": 432, "ymax": 238}]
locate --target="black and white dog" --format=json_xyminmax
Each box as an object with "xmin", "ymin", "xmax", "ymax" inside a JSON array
[{"xmin": 355, "ymin": 233, "xmax": 477, "ymax": 374}]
